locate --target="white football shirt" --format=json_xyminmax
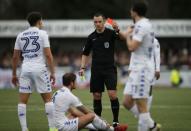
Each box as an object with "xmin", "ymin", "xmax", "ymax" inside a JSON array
[
  {"xmin": 53, "ymin": 86, "xmax": 83, "ymax": 129},
  {"xmin": 129, "ymin": 38, "xmax": 160, "ymax": 72},
  {"xmin": 14, "ymin": 27, "xmax": 50, "ymax": 72},
  {"xmin": 129, "ymin": 18, "xmax": 155, "ymax": 71}
]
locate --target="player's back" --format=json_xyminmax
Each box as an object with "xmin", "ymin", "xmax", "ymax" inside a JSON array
[
  {"xmin": 15, "ymin": 27, "xmax": 49, "ymax": 72},
  {"xmin": 53, "ymin": 87, "xmax": 72, "ymax": 128},
  {"xmin": 131, "ymin": 18, "xmax": 155, "ymax": 70}
]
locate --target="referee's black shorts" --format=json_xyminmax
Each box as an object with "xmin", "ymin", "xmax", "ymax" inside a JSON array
[{"xmin": 90, "ymin": 66, "xmax": 117, "ymax": 93}]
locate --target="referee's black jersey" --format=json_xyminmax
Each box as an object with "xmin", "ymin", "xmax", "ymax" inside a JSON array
[{"xmin": 82, "ymin": 28, "xmax": 119, "ymax": 68}]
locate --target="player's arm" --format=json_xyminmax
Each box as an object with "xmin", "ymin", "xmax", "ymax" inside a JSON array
[
  {"xmin": 111, "ymin": 20, "xmax": 127, "ymax": 40},
  {"xmin": 126, "ymin": 37, "xmax": 140, "ymax": 51},
  {"xmin": 126, "ymin": 26, "xmax": 145, "ymax": 51},
  {"xmin": 44, "ymin": 47, "xmax": 55, "ymax": 84},
  {"xmin": 154, "ymin": 39, "xmax": 161, "ymax": 80},
  {"xmin": 12, "ymin": 49, "xmax": 21, "ymax": 86},
  {"xmin": 81, "ymin": 55, "xmax": 89, "ymax": 69},
  {"xmin": 43, "ymin": 32, "xmax": 55, "ymax": 85},
  {"xmin": 76, "ymin": 105, "xmax": 93, "ymax": 114},
  {"xmin": 12, "ymin": 35, "xmax": 21, "ymax": 86},
  {"xmin": 70, "ymin": 94, "xmax": 92, "ymax": 115},
  {"xmin": 126, "ymin": 26, "xmax": 140, "ymax": 51},
  {"xmin": 79, "ymin": 37, "xmax": 92, "ymax": 76}
]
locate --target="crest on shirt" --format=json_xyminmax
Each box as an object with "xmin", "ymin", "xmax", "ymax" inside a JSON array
[{"xmin": 104, "ymin": 42, "xmax": 110, "ymax": 48}]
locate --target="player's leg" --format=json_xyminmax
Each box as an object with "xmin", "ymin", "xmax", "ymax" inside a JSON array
[
  {"xmin": 69, "ymin": 106, "xmax": 113, "ymax": 131},
  {"xmin": 136, "ymin": 98, "xmax": 161, "ymax": 131},
  {"xmin": 18, "ymin": 93, "xmax": 31, "ymax": 131},
  {"xmin": 78, "ymin": 113, "xmax": 96, "ymax": 129},
  {"xmin": 92, "ymin": 92, "xmax": 102, "ymax": 116},
  {"xmin": 123, "ymin": 94, "xmax": 139, "ymax": 118},
  {"xmin": 123, "ymin": 73, "xmax": 139, "ymax": 118},
  {"xmin": 18, "ymin": 72, "xmax": 32, "ymax": 131},
  {"xmin": 107, "ymin": 90, "xmax": 119, "ymax": 126},
  {"xmin": 133, "ymin": 70, "xmax": 160, "ymax": 131},
  {"xmin": 92, "ymin": 115, "xmax": 114, "ymax": 131},
  {"xmin": 34, "ymin": 70, "xmax": 55, "ymax": 130},
  {"xmin": 147, "ymin": 86, "xmax": 153, "ymax": 111},
  {"xmin": 105, "ymin": 67, "xmax": 119, "ymax": 126},
  {"xmin": 59, "ymin": 114, "xmax": 95, "ymax": 131},
  {"xmin": 67, "ymin": 107, "xmax": 97, "ymax": 130},
  {"xmin": 90, "ymin": 69, "xmax": 104, "ymax": 117},
  {"xmin": 41, "ymin": 93, "xmax": 55, "ymax": 130}
]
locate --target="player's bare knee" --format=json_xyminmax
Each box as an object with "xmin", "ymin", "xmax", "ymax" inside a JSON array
[
  {"xmin": 123, "ymin": 100, "xmax": 131, "ymax": 110},
  {"xmin": 123, "ymin": 98, "xmax": 134, "ymax": 110},
  {"xmin": 88, "ymin": 113, "xmax": 95, "ymax": 121},
  {"xmin": 108, "ymin": 91, "xmax": 117, "ymax": 100},
  {"xmin": 109, "ymin": 94, "xmax": 117, "ymax": 100}
]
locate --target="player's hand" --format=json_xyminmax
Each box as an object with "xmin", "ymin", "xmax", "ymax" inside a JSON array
[
  {"xmin": 155, "ymin": 71, "xmax": 160, "ymax": 80},
  {"xmin": 126, "ymin": 26, "xmax": 133, "ymax": 36},
  {"xmin": 112, "ymin": 21, "xmax": 120, "ymax": 32},
  {"xmin": 78, "ymin": 68, "xmax": 85, "ymax": 76},
  {"xmin": 50, "ymin": 74, "xmax": 55, "ymax": 85},
  {"xmin": 12, "ymin": 75, "xmax": 19, "ymax": 87}
]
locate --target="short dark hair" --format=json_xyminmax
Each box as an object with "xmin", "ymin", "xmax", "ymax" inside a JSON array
[
  {"xmin": 132, "ymin": 2, "xmax": 147, "ymax": 16},
  {"xmin": 62, "ymin": 73, "xmax": 76, "ymax": 86},
  {"xmin": 93, "ymin": 12, "xmax": 106, "ymax": 19},
  {"xmin": 26, "ymin": 12, "xmax": 42, "ymax": 26}
]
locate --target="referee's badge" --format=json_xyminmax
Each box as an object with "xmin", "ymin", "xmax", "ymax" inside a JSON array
[{"xmin": 104, "ymin": 42, "xmax": 110, "ymax": 48}]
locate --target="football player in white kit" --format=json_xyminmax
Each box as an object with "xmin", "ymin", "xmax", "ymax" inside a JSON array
[
  {"xmin": 122, "ymin": 2, "xmax": 161, "ymax": 131},
  {"xmin": 53, "ymin": 73, "xmax": 114, "ymax": 131},
  {"xmin": 124, "ymin": 38, "xmax": 160, "ymax": 115},
  {"xmin": 12, "ymin": 12, "xmax": 56, "ymax": 131}
]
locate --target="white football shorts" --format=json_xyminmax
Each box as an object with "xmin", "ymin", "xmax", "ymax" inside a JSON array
[
  {"xmin": 123, "ymin": 68, "xmax": 154, "ymax": 99},
  {"xmin": 19, "ymin": 69, "xmax": 52, "ymax": 93},
  {"xmin": 58, "ymin": 118, "xmax": 79, "ymax": 131}
]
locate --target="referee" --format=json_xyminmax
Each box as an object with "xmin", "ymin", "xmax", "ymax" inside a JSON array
[{"xmin": 79, "ymin": 13, "xmax": 121, "ymax": 129}]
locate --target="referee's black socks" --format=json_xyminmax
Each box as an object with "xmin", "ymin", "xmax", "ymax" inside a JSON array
[
  {"xmin": 110, "ymin": 98, "xmax": 119, "ymax": 123},
  {"xmin": 93, "ymin": 99, "xmax": 102, "ymax": 116}
]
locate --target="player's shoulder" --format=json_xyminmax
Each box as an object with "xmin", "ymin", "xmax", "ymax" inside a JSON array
[
  {"xmin": 154, "ymin": 38, "xmax": 160, "ymax": 48},
  {"xmin": 154, "ymin": 38, "xmax": 160, "ymax": 45},
  {"xmin": 38, "ymin": 29, "xmax": 49, "ymax": 37},
  {"xmin": 136, "ymin": 18, "xmax": 152, "ymax": 29},
  {"xmin": 16, "ymin": 32, "xmax": 23, "ymax": 39},
  {"xmin": 18, "ymin": 28, "xmax": 29, "ymax": 37}
]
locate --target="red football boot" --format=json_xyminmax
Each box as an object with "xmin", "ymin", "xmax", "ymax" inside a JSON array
[{"xmin": 114, "ymin": 124, "xmax": 128, "ymax": 131}]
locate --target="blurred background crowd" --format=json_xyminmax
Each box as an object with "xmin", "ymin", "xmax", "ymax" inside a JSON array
[
  {"xmin": 1, "ymin": 38, "xmax": 191, "ymax": 70},
  {"xmin": 0, "ymin": 0, "xmax": 191, "ymax": 88}
]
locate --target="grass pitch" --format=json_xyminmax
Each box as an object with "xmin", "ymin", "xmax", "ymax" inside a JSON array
[{"xmin": 0, "ymin": 87, "xmax": 191, "ymax": 131}]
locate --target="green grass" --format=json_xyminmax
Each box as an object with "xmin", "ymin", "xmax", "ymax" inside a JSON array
[{"xmin": 0, "ymin": 87, "xmax": 191, "ymax": 131}]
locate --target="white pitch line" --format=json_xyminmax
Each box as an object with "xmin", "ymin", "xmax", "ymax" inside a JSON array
[{"xmin": 0, "ymin": 105, "xmax": 191, "ymax": 112}]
